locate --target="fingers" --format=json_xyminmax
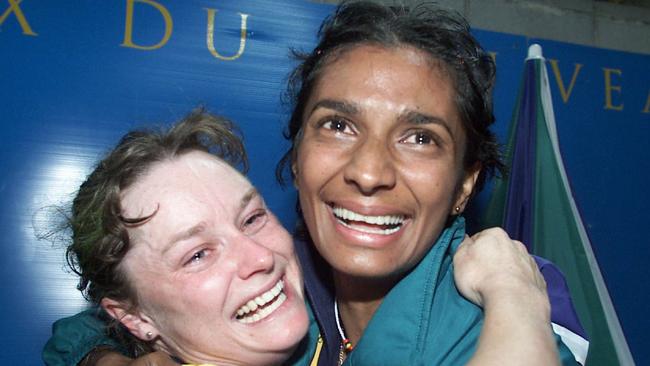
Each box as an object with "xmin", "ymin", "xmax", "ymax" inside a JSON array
[
  {"xmin": 454, "ymin": 227, "xmax": 548, "ymax": 307},
  {"xmin": 471, "ymin": 226, "xmax": 508, "ymax": 241}
]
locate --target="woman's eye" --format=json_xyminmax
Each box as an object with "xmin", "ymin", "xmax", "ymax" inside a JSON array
[
  {"xmin": 185, "ymin": 249, "xmax": 208, "ymax": 266},
  {"xmin": 243, "ymin": 210, "xmax": 268, "ymax": 232},
  {"xmin": 402, "ymin": 131, "xmax": 438, "ymax": 146},
  {"xmin": 322, "ymin": 118, "xmax": 353, "ymax": 135}
]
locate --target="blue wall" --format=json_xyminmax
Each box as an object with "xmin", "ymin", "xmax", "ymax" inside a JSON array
[{"xmin": 1, "ymin": 1, "xmax": 648, "ymax": 364}]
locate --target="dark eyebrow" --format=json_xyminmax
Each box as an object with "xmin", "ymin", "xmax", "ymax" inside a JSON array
[
  {"xmin": 401, "ymin": 110, "xmax": 455, "ymax": 141},
  {"xmin": 309, "ymin": 99, "xmax": 360, "ymax": 116}
]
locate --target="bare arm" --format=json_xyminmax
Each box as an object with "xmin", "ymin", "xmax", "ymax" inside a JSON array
[{"xmin": 454, "ymin": 228, "xmax": 560, "ymax": 366}]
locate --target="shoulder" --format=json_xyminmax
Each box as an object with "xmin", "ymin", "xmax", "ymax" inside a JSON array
[{"xmin": 43, "ymin": 307, "xmax": 125, "ymax": 366}]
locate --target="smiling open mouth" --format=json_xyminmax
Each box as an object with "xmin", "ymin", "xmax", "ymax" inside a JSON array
[
  {"xmin": 236, "ymin": 279, "xmax": 286, "ymax": 324},
  {"xmin": 332, "ymin": 206, "xmax": 405, "ymax": 235}
]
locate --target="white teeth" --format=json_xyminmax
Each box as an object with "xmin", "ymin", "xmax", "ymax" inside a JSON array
[
  {"xmin": 247, "ymin": 300, "xmax": 258, "ymax": 312},
  {"xmin": 236, "ymin": 279, "xmax": 285, "ymax": 324},
  {"xmin": 271, "ymin": 284, "xmax": 281, "ymax": 297},
  {"xmin": 261, "ymin": 291, "xmax": 273, "ymax": 303},
  {"xmin": 339, "ymin": 220, "xmax": 402, "ymax": 235},
  {"xmin": 238, "ymin": 293, "xmax": 287, "ymax": 324},
  {"xmin": 332, "ymin": 206, "xmax": 405, "ymax": 235}
]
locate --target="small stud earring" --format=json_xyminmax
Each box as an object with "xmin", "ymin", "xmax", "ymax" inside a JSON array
[
  {"xmin": 146, "ymin": 331, "xmax": 153, "ymax": 340},
  {"xmin": 454, "ymin": 206, "xmax": 461, "ymax": 213}
]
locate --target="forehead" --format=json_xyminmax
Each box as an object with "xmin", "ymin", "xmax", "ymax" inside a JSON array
[
  {"xmin": 121, "ymin": 151, "xmax": 251, "ymax": 218},
  {"xmin": 320, "ymin": 44, "xmax": 452, "ymax": 91},
  {"xmin": 310, "ymin": 44, "xmax": 463, "ymax": 135},
  {"xmin": 311, "ymin": 45, "xmax": 457, "ymax": 112}
]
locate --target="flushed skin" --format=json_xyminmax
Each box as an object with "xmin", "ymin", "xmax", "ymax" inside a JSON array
[{"xmin": 103, "ymin": 151, "xmax": 309, "ymax": 365}]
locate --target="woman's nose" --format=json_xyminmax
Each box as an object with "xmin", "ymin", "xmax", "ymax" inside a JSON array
[
  {"xmin": 236, "ymin": 236, "xmax": 275, "ymax": 279},
  {"xmin": 342, "ymin": 136, "xmax": 396, "ymax": 195}
]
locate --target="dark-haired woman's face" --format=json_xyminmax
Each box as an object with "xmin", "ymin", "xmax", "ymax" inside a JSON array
[{"xmin": 294, "ymin": 45, "xmax": 478, "ymax": 281}]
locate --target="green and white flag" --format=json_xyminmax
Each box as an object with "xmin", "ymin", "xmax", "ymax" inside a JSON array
[{"xmin": 483, "ymin": 44, "xmax": 634, "ymax": 365}]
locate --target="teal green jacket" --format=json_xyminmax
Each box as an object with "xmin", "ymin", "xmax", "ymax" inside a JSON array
[
  {"xmin": 43, "ymin": 217, "xmax": 577, "ymax": 365},
  {"xmin": 344, "ymin": 217, "xmax": 576, "ymax": 365},
  {"xmin": 42, "ymin": 309, "xmax": 127, "ymax": 366},
  {"xmin": 42, "ymin": 306, "xmax": 320, "ymax": 366}
]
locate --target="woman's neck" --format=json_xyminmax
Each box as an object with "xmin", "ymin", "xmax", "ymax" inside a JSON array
[{"xmin": 332, "ymin": 272, "xmax": 398, "ymax": 345}]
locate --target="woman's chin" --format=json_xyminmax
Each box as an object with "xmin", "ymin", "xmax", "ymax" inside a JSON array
[
  {"xmin": 233, "ymin": 285, "xmax": 310, "ymax": 357},
  {"xmin": 254, "ymin": 296, "xmax": 310, "ymax": 351},
  {"xmin": 233, "ymin": 314, "xmax": 310, "ymax": 366}
]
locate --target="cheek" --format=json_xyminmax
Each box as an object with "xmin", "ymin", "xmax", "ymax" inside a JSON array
[
  {"xmin": 121, "ymin": 252, "xmax": 166, "ymax": 304},
  {"xmin": 295, "ymin": 146, "xmax": 316, "ymax": 190},
  {"xmin": 399, "ymin": 166, "xmax": 462, "ymax": 231},
  {"xmin": 296, "ymin": 138, "xmax": 342, "ymax": 190},
  {"xmin": 144, "ymin": 271, "xmax": 229, "ymax": 318},
  {"xmin": 286, "ymin": 254, "xmax": 305, "ymax": 297},
  {"xmin": 270, "ymin": 227, "xmax": 296, "ymax": 258},
  {"xmin": 188, "ymin": 277, "xmax": 228, "ymax": 305},
  {"xmin": 402, "ymin": 164, "xmax": 456, "ymax": 202},
  {"xmin": 261, "ymin": 217, "xmax": 295, "ymax": 252},
  {"xmin": 265, "ymin": 225, "xmax": 304, "ymax": 297}
]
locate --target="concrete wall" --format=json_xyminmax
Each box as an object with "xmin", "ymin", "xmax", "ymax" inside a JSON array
[{"xmin": 312, "ymin": 0, "xmax": 650, "ymax": 55}]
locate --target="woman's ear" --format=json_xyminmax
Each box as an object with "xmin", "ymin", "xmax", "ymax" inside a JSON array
[
  {"xmin": 291, "ymin": 162, "xmax": 299, "ymax": 189},
  {"xmin": 452, "ymin": 164, "xmax": 481, "ymax": 215},
  {"xmin": 101, "ymin": 297, "xmax": 159, "ymax": 342}
]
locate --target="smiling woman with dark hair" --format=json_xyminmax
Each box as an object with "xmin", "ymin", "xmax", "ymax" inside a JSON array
[
  {"xmin": 280, "ymin": 2, "xmax": 585, "ymax": 365},
  {"xmin": 278, "ymin": 2, "xmax": 575, "ymax": 365}
]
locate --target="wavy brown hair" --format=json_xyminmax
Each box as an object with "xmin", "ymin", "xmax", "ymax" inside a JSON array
[{"xmin": 66, "ymin": 109, "xmax": 247, "ymax": 356}]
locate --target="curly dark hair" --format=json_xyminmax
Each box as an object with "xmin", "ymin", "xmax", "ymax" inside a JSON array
[
  {"xmin": 66, "ymin": 109, "xmax": 247, "ymax": 355},
  {"xmin": 277, "ymin": 1, "xmax": 505, "ymax": 193}
]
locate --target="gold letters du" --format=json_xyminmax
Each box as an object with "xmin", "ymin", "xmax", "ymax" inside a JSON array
[
  {"xmin": 0, "ymin": 0, "xmax": 37, "ymax": 36},
  {"xmin": 603, "ymin": 68, "xmax": 624, "ymax": 111},
  {"xmin": 205, "ymin": 8, "xmax": 249, "ymax": 61},
  {"xmin": 549, "ymin": 59, "xmax": 582, "ymax": 104},
  {"xmin": 121, "ymin": 0, "xmax": 173, "ymax": 50}
]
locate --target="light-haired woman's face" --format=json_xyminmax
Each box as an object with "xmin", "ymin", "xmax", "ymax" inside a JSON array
[
  {"xmin": 115, "ymin": 151, "xmax": 308, "ymax": 365},
  {"xmin": 294, "ymin": 45, "xmax": 478, "ymax": 282}
]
